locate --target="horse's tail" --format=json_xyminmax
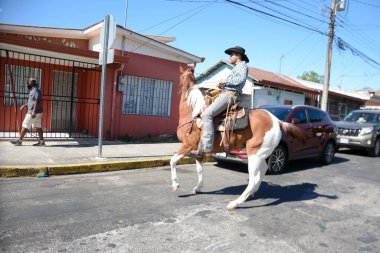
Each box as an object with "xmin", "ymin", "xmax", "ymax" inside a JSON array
[{"xmin": 279, "ymin": 121, "xmax": 307, "ymax": 143}]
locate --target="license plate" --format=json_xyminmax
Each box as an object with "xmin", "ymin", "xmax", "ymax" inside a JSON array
[
  {"xmin": 340, "ymin": 138, "xmax": 349, "ymax": 144},
  {"xmin": 214, "ymin": 152, "xmax": 227, "ymax": 158}
]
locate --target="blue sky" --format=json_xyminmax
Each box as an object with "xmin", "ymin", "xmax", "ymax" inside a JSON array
[{"xmin": 1, "ymin": 0, "xmax": 379, "ymax": 91}]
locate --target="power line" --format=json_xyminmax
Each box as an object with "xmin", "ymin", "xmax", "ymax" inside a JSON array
[
  {"xmin": 138, "ymin": 4, "xmax": 207, "ymax": 33},
  {"xmin": 260, "ymin": 0, "xmax": 330, "ymax": 25},
  {"xmin": 336, "ymin": 37, "xmax": 380, "ymax": 71},
  {"xmin": 166, "ymin": 0, "xmax": 380, "ymax": 78},
  {"xmin": 247, "ymin": 0, "xmax": 327, "ymax": 30},
  {"xmin": 224, "ymin": 0, "xmax": 328, "ymax": 35},
  {"xmin": 351, "ymin": 0, "xmax": 380, "ymax": 9},
  {"xmin": 225, "ymin": 0, "xmax": 380, "ymax": 73},
  {"xmin": 130, "ymin": 2, "xmax": 213, "ymax": 53}
]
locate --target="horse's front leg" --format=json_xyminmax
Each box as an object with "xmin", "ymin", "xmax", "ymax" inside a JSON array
[
  {"xmin": 170, "ymin": 153, "xmax": 184, "ymax": 192},
  {"xmin": 192, "ymin": 157, "xmax": 204, "ymax": 194}
]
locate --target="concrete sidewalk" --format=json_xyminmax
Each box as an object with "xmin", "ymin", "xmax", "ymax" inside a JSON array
[{"xmin": 0, "ymin": 139, "xmax": 214, "ymax": 177}]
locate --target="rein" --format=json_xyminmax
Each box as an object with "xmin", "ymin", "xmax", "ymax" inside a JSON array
[{"xmin": 177, "ymin": 118, "xmax": 195, "ymax": 135}]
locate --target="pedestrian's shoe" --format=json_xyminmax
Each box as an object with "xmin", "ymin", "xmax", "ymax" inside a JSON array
[
  {"xmin": 10, "ymin": 139, "xmax": 22, "ymax": 146},
  {"xmin": 33, "ymin": 140, "xmax": 45, "ymax": 146}
]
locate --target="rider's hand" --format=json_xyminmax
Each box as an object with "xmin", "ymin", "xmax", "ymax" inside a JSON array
[
  {"xmin": 20, "ymin": 105, "xmax": 26, "ymax": 111},
  {"xmin": 31, "ymin": 112, "xmax": 36, "ymax": 118}
]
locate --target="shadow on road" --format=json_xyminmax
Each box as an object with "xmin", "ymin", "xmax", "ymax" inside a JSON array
[
  {"xmin": 337, "ymin": 148, "xmax": 371, "ymax": 157},
  {"xmin": 178, "ymin": 181, "xmax": 337, "ymax": 208},
  {"xmin": 245, "ymin": 181, "xmax": 337, "ymax": 208}
]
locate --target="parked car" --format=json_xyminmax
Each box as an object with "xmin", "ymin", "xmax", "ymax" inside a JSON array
[
  {"xmin": 213, "ymin": 105, "xmax": 337, "ymax": 174},
  {"xmin": 335, "ymin": 109, "xmax": 380, "ymax": 157}
]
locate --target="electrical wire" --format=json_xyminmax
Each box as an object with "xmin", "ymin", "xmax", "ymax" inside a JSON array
[
  {"xmin": 138, "ymin": 4, "xmax": 208, "ymax": 33},
  {"xmin": 351, "ymin": 0, "xmax": 380, "ymax": 9},
  {"xmin": 259, "ymin": 0, "xmax": 331, "ymax": 26},
  {"xmin": 130, "ymin": 2, "xmax": 214, "ymax": 53},
  {"xmin": 224, "ymin": 0, "xmax": 328, "ymax": 35}
]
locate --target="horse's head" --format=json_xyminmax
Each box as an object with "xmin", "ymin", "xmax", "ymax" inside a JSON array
[
  {"xmin": 179, "ymin": 64, "xmax": 196, "ymax": 94},
  {"xmin": 178, "ymin": 63, "xmax": 204, "ymax": 118}
]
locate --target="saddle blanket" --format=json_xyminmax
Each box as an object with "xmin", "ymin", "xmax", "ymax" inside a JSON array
[{"xmin": 217, "ymin": 107, "xmax": 249, "ymax": 132}]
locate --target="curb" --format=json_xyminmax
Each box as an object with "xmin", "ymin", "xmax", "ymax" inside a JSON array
[{"xmin": 0, "ymin": 156, "xmax": 215, "ymax": 177}]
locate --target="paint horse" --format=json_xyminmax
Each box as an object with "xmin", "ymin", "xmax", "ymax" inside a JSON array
[{"xmin": 170, "ymin": 66, "xmax": 305, "ymax": 210}]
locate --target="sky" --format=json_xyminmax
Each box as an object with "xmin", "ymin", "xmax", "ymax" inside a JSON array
[{"xmin": 1, "ymin": 0, "xmax": 379, "ymax": 91}]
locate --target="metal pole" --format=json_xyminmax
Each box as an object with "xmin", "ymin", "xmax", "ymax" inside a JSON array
[
  {"xmin": 251, "ymin": 83, "xmax": 255, "ymax": 109},
  {"xmin": 98, "ymin": 15, "xmax": 110, "ymax": 158},
  {"xmin": 124, "ymin": 0, "xmax": 128, "ymax": 28},
  {"xmin": 321, "ymin": 0, "xmax": 336, "ymax": 111},
  {"xmin": 5, "ymin": 50, "xmax": 21, "ymax": 136},
  {"xmin": 69, "ymin": 64, "xmax": 75, "ymax": 138}
]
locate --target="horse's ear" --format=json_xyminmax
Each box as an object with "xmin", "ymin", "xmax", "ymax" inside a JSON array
[
  {"xmin": 191, "ymin": 63, "xmax": 196, "ymax": 73},
  {"xmin": 180, "ymin": 64, "xmax": 186, "ymax": 73}
]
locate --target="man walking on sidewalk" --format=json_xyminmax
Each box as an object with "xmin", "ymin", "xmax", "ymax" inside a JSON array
[{"xmin": 10, "ymin": 77, "xmax": 45, "ymax": 146}]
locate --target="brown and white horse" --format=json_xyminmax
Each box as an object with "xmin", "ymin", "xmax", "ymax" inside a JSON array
[{"xmin": 170, "ymin": 66, "xmax": 305, "ymax": 210}]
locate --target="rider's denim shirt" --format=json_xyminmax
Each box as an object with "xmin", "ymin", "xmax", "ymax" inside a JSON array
[{"xmin": 221, "ymin": 61, "xmax": 248, "ymax": 95}]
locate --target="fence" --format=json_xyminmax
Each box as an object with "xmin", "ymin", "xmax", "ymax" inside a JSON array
[{"xmin": 0, "ymin": 49, "xmax": 101, "ymax": 139}]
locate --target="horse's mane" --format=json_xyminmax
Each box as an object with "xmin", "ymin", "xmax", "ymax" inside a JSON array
[
  {"xmin": 187, "ymin": 87, "xmax": 205, "ymax": 118},
  {"xmin": 179, "ymin": 67, "xmax": 205, "ymax": 118}
]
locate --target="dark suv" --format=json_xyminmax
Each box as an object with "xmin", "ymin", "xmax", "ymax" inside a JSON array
[
  {"xmin": 335, "ymin": 109, "xmax": 380, "ymax": 157},
  {"xmin": 214, "ymin": 105, "xmax": 337, "ymax": 174}
]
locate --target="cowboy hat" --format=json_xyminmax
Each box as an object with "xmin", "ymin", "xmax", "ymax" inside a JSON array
[{"xmin": 224, "ymin": 46, "xmax": 249, "ymax": 63}]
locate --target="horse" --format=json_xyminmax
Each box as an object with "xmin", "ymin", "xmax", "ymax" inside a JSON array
[{"xmin": 170, "ymin": 65, "xmax": 306, "ymax": 210}]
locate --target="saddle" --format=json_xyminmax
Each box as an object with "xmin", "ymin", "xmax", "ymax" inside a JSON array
[
  {"xmin": 195, "ymin": 106, "xmax": 248, "ymax": 131},
  {"xmin": 217, "ymin": 106, "xmax": 249, "ymax": 150},
  {"xmin": 217, "ymin": 106, "xmax": 249, "ymax": 132},
  {"xmin": 196, "ymin": 88, "xmax": 250, "ymax": 151}
]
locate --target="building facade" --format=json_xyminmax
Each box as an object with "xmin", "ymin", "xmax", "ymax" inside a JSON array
[{"xmin": 0, "ymin": 22, "xmax": 203, "ymax": 139}]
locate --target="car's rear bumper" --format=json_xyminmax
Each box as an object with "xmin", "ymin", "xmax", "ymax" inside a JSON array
[{"xmin": 213, "ymin": 152, "xmax": 248, "ymax": 164}]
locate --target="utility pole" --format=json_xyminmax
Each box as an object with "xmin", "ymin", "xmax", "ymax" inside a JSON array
[
  {"xmin": 124, "ymin": 0, "xmax": 128, "ymax": 28},
  {"xmin": 321, "ymin": 0, "xmax": 345, "ymax": 111}
]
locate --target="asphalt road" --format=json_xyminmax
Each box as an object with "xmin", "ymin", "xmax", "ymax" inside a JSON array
[{"xmin": 0, "ymin": 150, "xmax": 379, "ymax": 253}]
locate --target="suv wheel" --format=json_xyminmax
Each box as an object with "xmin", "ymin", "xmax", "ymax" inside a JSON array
[
  {"xmin": 320, "ymin": 141, "xmax": 336, "ymax": 165},
  {"xmin": 369, "ymin": 138, "xmax": 380, "ymax": 157},
  {"xmin": 267, "ymin": 145, "xmax": 287, "ymax": 175}
]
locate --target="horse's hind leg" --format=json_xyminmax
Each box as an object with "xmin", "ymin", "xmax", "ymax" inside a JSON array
[
  {"xmin": 192, "ymin": 157, "xmax": 204, "ymax": 194},
  {"xmin": 170, "ymin": 153, "xmax": 184, "ymax": 192},
  {"xmin": 226, "ymin": 154, "xmax": 268, "ymax": 210}
]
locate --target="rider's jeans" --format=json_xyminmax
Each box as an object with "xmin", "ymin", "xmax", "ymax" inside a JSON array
[{"xmin": 201, "ymin": 91, "xmax": 238, "ymax": 150}]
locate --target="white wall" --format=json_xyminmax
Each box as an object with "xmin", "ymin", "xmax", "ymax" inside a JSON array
[
  {"xmin": 88, "ymin": 32, "xmax": 198, "ymax": 63},
  {"xmin": 252, "ymin": 87, "xmax": 305, "ymax": 107}
]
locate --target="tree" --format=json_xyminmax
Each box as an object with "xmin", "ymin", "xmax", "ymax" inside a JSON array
[{"xmin": 297, "ymin": 71, "xmax": 324, "ymax": 84}]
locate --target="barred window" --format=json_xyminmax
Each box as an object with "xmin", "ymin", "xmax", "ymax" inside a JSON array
[
  {"xmin": 122, "ymin": 75, "xmax": 172, "ymax": 116},
  {"xmin": 4, "ymin": 65, "xmax": 42, "ymax": 106}
]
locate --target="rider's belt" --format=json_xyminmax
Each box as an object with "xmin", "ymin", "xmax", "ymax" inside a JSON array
[{"xmin": 221, "ymin": 89, "xmax": 238, "ymax": 96}]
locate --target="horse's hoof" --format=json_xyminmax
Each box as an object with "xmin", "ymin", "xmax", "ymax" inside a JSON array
[
  {"xmin": 192, "ymin": 188, "xmax": 200, "ymax": 194},
  {"xmin": 226, "ymin": 201, "xmax": 238, "ymax": 210},
  {"xmin": 172, "ymin": 183, "xmax": 179, "ymax": 192}
]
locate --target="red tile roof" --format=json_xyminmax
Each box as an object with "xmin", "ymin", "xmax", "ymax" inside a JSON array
[{"xmin": 248, "ymin": 67, "xmax": 318, "ymax": 94}]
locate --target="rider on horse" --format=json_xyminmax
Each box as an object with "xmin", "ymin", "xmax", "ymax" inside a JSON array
[{"xmin": 200, "ymin": 46, "xmax": 249, "ymax": 155}]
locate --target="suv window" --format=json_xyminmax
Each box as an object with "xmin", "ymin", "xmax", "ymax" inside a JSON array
[
  {"xmin": 290, "ymin": 109, "xmax": 307, "ymax": 124},
  {"xmin": 308, "ymin": 109, "xmax": 326, "ymax": 123},
  {"xmin": 344, "ymin": 111, "xmax": 380, "ymax": 123}
]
